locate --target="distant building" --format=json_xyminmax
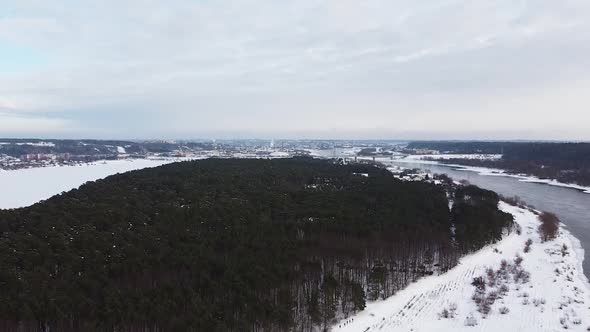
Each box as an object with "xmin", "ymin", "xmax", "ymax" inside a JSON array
[
  {"xmin": 21, "ymin": 153, "xmax": 53, "ymax": 161},
  {"xmin": 414, "ymin": 149, "xmax": 440, "ymax": 155}
]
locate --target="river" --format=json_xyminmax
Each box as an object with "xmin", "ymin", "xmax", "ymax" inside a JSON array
[{"xmin": 384, "ymin": 159, "xmax": 590, "ymax": 280}]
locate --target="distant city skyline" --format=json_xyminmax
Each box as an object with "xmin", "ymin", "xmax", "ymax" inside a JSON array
[{"xmin": 1, "ymin": 1, "xmax": 590, "ymax": 140}]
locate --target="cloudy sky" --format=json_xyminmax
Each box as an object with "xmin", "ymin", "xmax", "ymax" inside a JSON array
[{"xmin": 1, "ymin": 0, "xmax": 590, "ymax": 140}]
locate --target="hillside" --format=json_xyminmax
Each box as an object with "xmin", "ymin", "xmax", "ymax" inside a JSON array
[{"xmin": 0, "ymin": 158, "xmax": 513, "ymax": 331}]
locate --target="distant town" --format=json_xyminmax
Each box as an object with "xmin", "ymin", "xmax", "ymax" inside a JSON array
[
  {"xmin": 0, "ymin": 139, "xmax": 416, "ymax": 170},
  {"xmin": 2, "ymin": 138, "xmax": 589, "ymax": 189}
]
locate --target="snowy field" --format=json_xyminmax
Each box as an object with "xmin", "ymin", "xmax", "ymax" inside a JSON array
[
  {"xmin": 0, "ymin": 158, "xmax": 187, "ymax": 209},
  {"xmin": 397, "ymin": 157, "xmax": 590, "ymax": 194},
  {"xmin": 334, "ymin": 203, "xmax": 590, "ymax": 332}
]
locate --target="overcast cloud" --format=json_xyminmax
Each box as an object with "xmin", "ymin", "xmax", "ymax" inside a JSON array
[{"xmin": 1, "ymin": 0, "xmax": 590, "ymax": 139}]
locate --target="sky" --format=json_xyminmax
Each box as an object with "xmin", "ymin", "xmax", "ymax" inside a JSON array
[{"xmin": 1, "ymin": 0, "xmax": 590, "ymax": 140}]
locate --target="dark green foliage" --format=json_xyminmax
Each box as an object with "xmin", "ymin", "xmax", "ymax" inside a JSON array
[
  {"xmin": 0, "ymin": 158, "xmax": 510, "ymax": 331},
  {"xmin": 451, "ymin": 185, "xmax": 515, "ymax": 252}
]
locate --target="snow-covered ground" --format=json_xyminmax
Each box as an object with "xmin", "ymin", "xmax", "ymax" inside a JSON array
[
  {"xmin": 269, "ymin": 151, "xmax": 291, "ymax": 157},
  {"xmin": 397, "ymin": 157, "xmax": 590, "ymax": 194},
  {"xmin": 307, "ymin": 148, "xmax": 362, "ymax": 158},
  {"xmin": 404, "ymin": 154, "xmax": 503, "ymax": 161},
  {"xmin": 334, "ymin": 203, "xmax": 590, "ymax": 331},
  {"xmin": 0, "ymin": 141, "xmax": 56, "ymax": 147},
  {"xmin": 0, "ymin": 158, "xmax": 191, "ymax": 209}
]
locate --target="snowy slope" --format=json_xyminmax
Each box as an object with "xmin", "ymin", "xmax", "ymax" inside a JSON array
[{"xmin": 334, "ymin": 203, "xmax": 590, "ymax": 332}]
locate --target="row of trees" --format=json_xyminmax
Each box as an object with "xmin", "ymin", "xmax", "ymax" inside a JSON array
[{"xmin": 0, "ymin": 158, "xmax": 513, "ymax": 331}]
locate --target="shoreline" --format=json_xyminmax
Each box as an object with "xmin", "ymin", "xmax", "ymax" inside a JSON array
[
  {"xmin": 395, "ymin": 157, "xmax": 590, "ymax": 194},
  {"xmin": 566, "ymin": 223, "xmax": 589, "ymax": 285}
]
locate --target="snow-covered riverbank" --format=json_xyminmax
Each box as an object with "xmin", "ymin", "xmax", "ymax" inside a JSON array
[
  {"xmin": 334, "ymin": 203, "xmax": 590, "ymax": 331},
  {"xmin": 396, "ymin": 156, "xmax": 590, "ymax": 194},
  {"xmin": 0, "ymin": 158, "xmax": 188, "ymax": 209}
]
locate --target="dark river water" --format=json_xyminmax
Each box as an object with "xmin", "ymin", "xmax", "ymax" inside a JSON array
[{"xmin": 384, "ymin": 159, "xmax": 590, "ymax": 279}]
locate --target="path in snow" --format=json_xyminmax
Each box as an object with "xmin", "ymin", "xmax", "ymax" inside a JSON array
[{"xmin": 334, "ymin": 203, "xmax": 590, "ymax": 332}]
